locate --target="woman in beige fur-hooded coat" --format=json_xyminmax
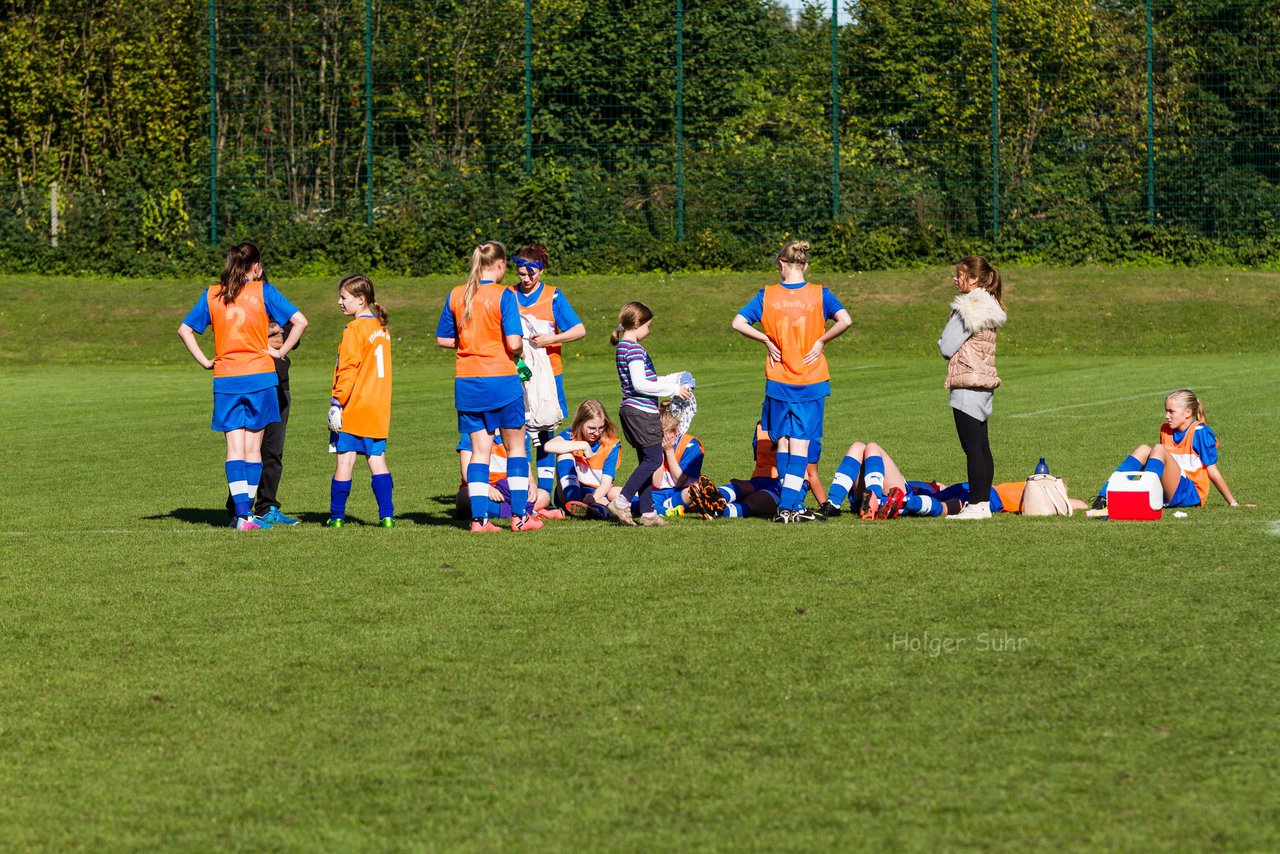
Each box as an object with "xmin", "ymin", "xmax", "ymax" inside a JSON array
[{"xmin": 937, "ymin": 256, "xmax": 1006, "ymax": 520}]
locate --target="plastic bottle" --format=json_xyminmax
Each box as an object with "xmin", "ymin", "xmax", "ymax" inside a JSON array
[
  {"xmin": 515, "ymin": 357, "xmax": 532, "ymax": 383},
  {"xmin": 1034, "ymin": 457, "xmax": 1049, "ymax": 475}
]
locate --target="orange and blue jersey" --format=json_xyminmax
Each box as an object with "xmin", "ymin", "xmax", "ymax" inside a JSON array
[
  {"xmin": 331, "ymin": 315, "xmax": 392, "ymax": 440},
  {"xmin": 513, "ymin": 282, "xmax": 580, "ymax": 376},
  {"xmin": 656, "ymin": 434, "xmax": 703, "ymax": 490},
  {"xmin": 554, "ymin": 428, "xmax": 622, "ymax": 490},
  {"xmin": 737, "ymin": 281, "xmax": 845, "ymax": 402},
  {"xmin": 436, "ymin": 282, "xmax": 523, "ymax": 411},
  {"xmin": 183, "ymin": 280, "xmax": 298, "ymax": 394},
  {"xmin": 1160, "ymin": 420, "xmax": 1217, "ymax": 505}
]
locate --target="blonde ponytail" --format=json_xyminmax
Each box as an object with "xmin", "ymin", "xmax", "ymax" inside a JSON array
[{"xmin": 463, "ymin": 241, "xmax": 506, "ymax": 324}]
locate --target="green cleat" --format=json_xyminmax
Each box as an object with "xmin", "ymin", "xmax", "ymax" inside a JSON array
[
  {"xmin": 323, "ymin": 518, "xmax": 344, "ymax": 528},
  {"xmin": 379, "ymin": 517, "xmax": 395, "ymax": 528}
]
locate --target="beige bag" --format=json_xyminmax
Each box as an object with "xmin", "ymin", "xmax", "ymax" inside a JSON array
[{"xmin": 1020, "ymin": 474, "xmax": 1073, "ymax": 516}]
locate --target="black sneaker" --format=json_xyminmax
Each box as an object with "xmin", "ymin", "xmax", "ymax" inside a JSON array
[
  {"xmin": 819, "ymin": 500, "xmax": 843, "ymax": 518},
  {"xmin": 792, "ymin": 506, "xmax": 824, "ymax": 522},
  {"xmin": 1089, "ymin": 493, "xmax": 1107, "ymax": 511},
  {"xmin": 772, "ymin": 509, "xmax": 795, "ymax": 524}
]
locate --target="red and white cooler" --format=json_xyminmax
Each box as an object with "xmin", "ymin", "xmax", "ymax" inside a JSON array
[{"xmin": 1106, "ymin": 471, "xmax": 1163, "ymax": 521}]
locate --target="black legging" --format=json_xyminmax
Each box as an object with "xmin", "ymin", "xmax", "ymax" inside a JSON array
[
  {"xmin": 621, "ymin": 443, "xmax": 664, "ymax": 515},
  {"xmin": 953, "ymin": 408, "xmax": 994, "ymax": 504}
]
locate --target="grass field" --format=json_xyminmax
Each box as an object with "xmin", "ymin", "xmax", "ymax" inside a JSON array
[{"xmin": 3, "ymin": 267, "xmax": 1278, "ymax": 850}]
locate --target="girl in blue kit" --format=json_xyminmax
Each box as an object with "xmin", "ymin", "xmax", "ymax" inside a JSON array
[
  {"xmin": 436, "ymin": 241, "xmax": 541, "ymax": 533},
  {"xmin": 732, "ymin": 240, "xmax": 852, "ymax": 524},
  {"xmin": 511, "ymin": 244, "xmax": 587, "ymax": 497},
  {"xmin": 178, "ymin": 241, "xmax": 308, "ymax": 531}
]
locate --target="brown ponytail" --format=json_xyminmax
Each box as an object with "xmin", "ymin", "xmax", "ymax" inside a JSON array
[
  {"xmin": 218, "ymin": 241, "xmax": 262, "ymax": 305},
  {"xmin": 611, "ymin": 301, "xmax": 653, "ymax": 346},
  {"xmin": 338, "ymin": 274, "xmax": 388, "ymax": 327}
]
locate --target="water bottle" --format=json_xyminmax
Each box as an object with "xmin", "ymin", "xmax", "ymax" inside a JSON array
[
  {"xmin": 515, "ymin": 357, "xmax": 533, "ymax": 383},
  {"xmin": 1034, "ymin": 457, "xmax": 1049, "ymax": 476}
]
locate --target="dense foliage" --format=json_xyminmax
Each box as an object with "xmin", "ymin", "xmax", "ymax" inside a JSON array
[{"xmin": 1, "ymin": 0, "xmax": 1277, "ymax": 274}]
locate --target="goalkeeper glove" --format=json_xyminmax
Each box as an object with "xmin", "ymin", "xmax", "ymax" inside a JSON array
[{"xmin": 327, "ymin": 397, "xmax": 343, "ymax": 432}]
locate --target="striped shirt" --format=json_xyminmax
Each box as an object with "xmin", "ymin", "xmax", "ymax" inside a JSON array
[{"xmin": 615, "ymin": 340, "xmax": 659, "ymax": 413}]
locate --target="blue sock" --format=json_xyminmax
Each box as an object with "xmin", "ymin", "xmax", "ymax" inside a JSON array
[
  {"xmin": 330, "ymin": 478, "xmax": 352, "ymax": 520},
  {"xmin": 863, "ymin": 454, "xmax": 885, "ymax": 499},
  {"xmin": 467, "ymin": 462, "xmax": 490, "ymax": 520},
  {"xmin": 828, "ymin": 453, "xmax": 863, "ymax": 507},
  {"xmin": 1144, "ymin": 457, "xmax": 1165, "ymax": 480},
  {"xmin": 775, "ymin": 450, "xmax": 790, "ymax": 484},
  {"xmin": 724, "ymin": 502, "xmax": 747, "ymax": 518},
  {"xmin": 371, "ymin": 472, "xmax": 394, "ymax": 518},
  {"xmin": 226, "ymin": 460, "xmax": 251, "ymax": 518},
  {"xmin": 903, "ymin": 493, "xmax": 944, "ymax": 517},
  {"xmin": 778, "ymin": 446, "xmax": 809, "ymax": 512},
  {"xmin": 244, "ymin": 462, "xmax": 263, "ymax": 512},
  {"xmin": 507, "ymin": 456, "xmax": 530, "ymax": 520},
  {"xmin": 536, "ymin": 447, "xmax": 556, "ymax": 498},
  {"xmin": 1101, "ymin": 455, "xmax": 1143, "ymax": 497}
]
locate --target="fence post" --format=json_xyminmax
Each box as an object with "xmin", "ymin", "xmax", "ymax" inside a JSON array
[
  {"xmin": 208, "ymin": 0, "xmax": 218, "ymax": 244},
  {"xmin": 50, "ymin": 183, "xmax": 58, "ymax": 247},
  {"xmin": 675, "ymin": 0, "xmax": 684, "ymax": 242},
  {"xmin": 990, "ymin": 0, "xmax": 999, "ymax": 241},
  {"xmin": 364, "ymin": 0, "xmax": 373, "ymax": 226},
  {"xmin": 830, "ymin": 0, "xmax": 840, "ymax": 220},
  {"xmin": 1146, "ymin": 0, "xmax": 1155, "ymax": 224},
  {"xmin": 525, "ymin": 0, "xmax": 533, "ymax": 175}
]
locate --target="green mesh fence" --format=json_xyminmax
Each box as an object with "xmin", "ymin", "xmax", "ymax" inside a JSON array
[{"xmin": 0, "ymin": 0, "xmax": 1276, "ymax": 272}]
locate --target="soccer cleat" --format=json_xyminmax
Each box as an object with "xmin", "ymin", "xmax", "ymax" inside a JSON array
[
  {"xmin": 819, "ymin": 500, "xmax": 843, "ymax": 518},
  {"xmin": 637, "ymin": 513, "xmax": 669, "ymax": 527},
  {"xmin": 379, "ymin": 517, "xmax": 396, "ymax": 528},
  {"xmin": 945, "ymin": 501, "xmax": 993, "ymax": 520},
  {"xmin": 470, "ymin": 519, "xmax": 502, "ymax": 533},
  {"xmin": 535, "ymin": 507, "xmax": 566, "ymax": 521},
  {"xmin": 859, "ymin": 491, "xmax": 880, "ymax": 520},
  {"xmin": 511, "ymin": 514, "xmax": 544, "ymax": 531},
  {"xmin": 607, "ymin": 501, "xmax": 636, "ymax": 527},
  {"xmin": 260, "ymin": 506, "xmax": 299, "ymax": 526},
  {"xmin": 791, "ymin": 506, "xmax": 824, "ymax": 523},
  {"xmin": 1089, "ymin": 493, "xmax": 1108, "ymax": 511},
  {"xmin": 876, "ymin": 487, "xmax": 905, "ymax": 520},
  {"xmin": 565, "ymin": 501, "xmax": 593, "ymax": 519},
  {"xmin": 323, "ymin": 517, "xmax": 344, "ymax": 528},
  {"xmin": 235, "ymin": 516, "xmax": 261, "ymax": 531},
  {"xmin": 696, "ymin": 476, "xmax": 727, "ymax": 517}
]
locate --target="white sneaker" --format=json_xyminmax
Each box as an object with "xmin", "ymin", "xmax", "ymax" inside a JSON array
[{"xmin": 945, "ymin": 501, "xmax": 992, "ymax": 520}]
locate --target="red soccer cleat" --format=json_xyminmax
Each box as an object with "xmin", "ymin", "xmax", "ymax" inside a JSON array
[
  {"xmin": 876, "ymin": 487, "xmax": 905, "ymax": 520},
  {"xmin": 511, "ymin": 514, "xmax": 544, "ymax": 531},
  {"xmin": 470, "ymin": 519, "xmax": 502, "ymax": 533}
]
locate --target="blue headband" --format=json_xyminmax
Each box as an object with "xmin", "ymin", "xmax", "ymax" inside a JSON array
[{"xmin": 512, "ymin": 257, "xmax": 544, "ymax": 271}]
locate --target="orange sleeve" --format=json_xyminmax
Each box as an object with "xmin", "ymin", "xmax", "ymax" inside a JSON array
[{"xmin": 331, "ymin": 325, "xmax": 361, "ymax": 406}]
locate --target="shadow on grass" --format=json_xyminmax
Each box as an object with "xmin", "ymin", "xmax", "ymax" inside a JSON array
[{"xmin": 145, "ymin": 508, "xmax": 231, "ymax": 528}]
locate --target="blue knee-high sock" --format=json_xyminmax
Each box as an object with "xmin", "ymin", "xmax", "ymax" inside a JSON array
[
  {"xmin": 724, "ymin": 502, "xmax": 748, "ymax": 518},
  {"xmin": 535, "ymin": 447, "xmax": 556, "ymax": 498},
  {"xmin": 1100, "ymin": 455, "xmax": 1143, "ymax": 497},
  {"xmin": 371, "ymin": 473, "xmax": 394, "ymax": 518},
  {"xmin": 863, "ymin": 454, "xmax": 886, "ymax": 499},
  {"xmin": 467, "ymin": 462, "xmax": 490, "ymax": 520},
  {"xmin": 778, "ymin": 448, "xmax": 809, "ymax": 512},
  {"xmin": 775, "ymin": 450, "xmax": 790, "ymax": 485},
  {"xmin": 330, "ymin": 478, "xmax": 352, "ymax": 520},
  {"xmin": 1144, "ymin": 457, "xmax": 1165, "ymax": 480},
  {"xmin": 226, "ymin": 460, "xmax": 251, "ymax": 518},
  {"xmin": 507, "ymin": 457, "xmax": 530, "ymax": 520},
  {"xmin": 244, "ymin": 462, "xmax": 263, "ymax": 510},
  {"xmin": 828, "ymin": 453, "xmax": 863, "ymax": 507},
  {"xmin": 903, "ymin": 493, "xmax": 944, "ymax": 517}
]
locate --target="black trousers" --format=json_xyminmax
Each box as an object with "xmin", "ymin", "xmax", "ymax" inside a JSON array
[
  {"xmin": 227, "ymin": 386, "xmax": 291, "ymax": 518},
  {"xmin": 952, "ymin": 408, "xmax": 993, "ymax": 505}
]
